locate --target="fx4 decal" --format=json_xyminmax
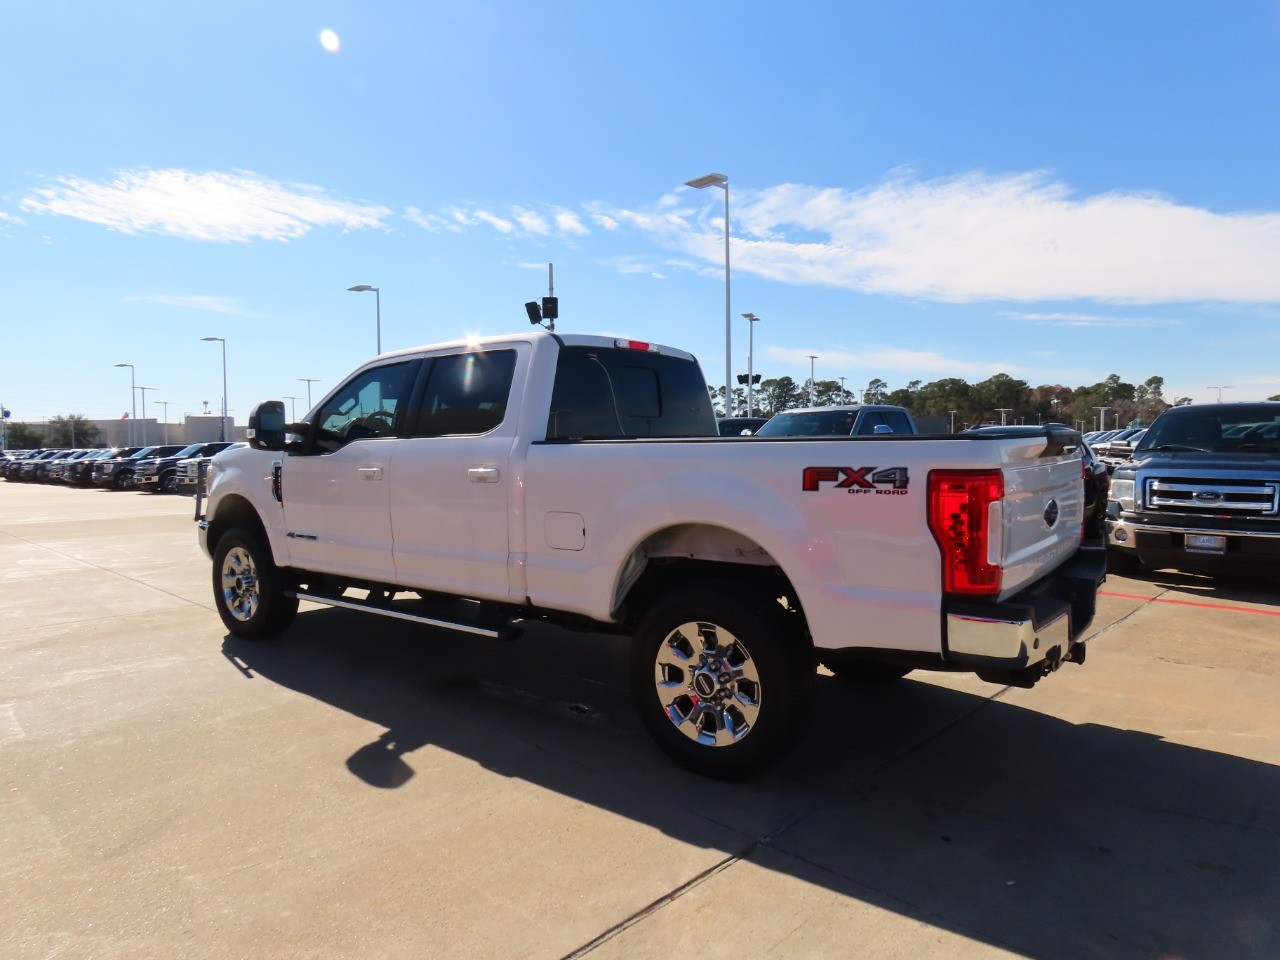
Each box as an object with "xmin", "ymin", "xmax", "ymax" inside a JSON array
[{"xmin": 802, "ymin": 466, "xmax": 910, "ymax": 494}]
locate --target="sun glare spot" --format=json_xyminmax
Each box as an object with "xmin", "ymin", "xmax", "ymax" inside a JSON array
[{"xmin": 320, "ymin": 29, "xmax": 340, "ymax": 53}]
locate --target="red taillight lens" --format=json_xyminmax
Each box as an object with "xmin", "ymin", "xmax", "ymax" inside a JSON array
[{"xmin": 928, "ymin": 470, "xmax": 1004, "ymax": 596}]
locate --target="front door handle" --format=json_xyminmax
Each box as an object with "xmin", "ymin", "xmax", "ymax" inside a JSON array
[
  {"xmin": 468, "ymin": 465, "xmax": 500, "ymax": 483},
  {"xmin": 357, "ymin": 465, "xmax": 384, "ymax": 480}
]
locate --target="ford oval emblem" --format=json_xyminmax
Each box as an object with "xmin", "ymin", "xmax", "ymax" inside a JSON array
[
  {"xmin": 1194, "ymin": 490, "xmax": 1224, "ymax": 503},
  {"xmin": 1043, "ymin": 499, "xmax": 1059, "ymax": 528}
]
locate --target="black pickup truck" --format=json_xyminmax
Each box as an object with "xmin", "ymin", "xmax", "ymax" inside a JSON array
[{"xmin": 1105, "ymin": 402, "xmax": 1280, "ymax": 576}]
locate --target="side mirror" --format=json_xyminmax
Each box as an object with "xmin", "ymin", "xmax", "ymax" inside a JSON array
[
  {"xmin": 872, "ymin": 423, "xmax": 894, "ymax": 435},
  {"xmin": 246, "ymin": 400, "xmax": 286, "ymax": 451}
]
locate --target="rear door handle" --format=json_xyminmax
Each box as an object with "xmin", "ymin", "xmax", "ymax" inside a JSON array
[
  {"xmin": 468, "ymin": 465, "xmax": 500, "ymax": 483},
  {"xmin": 357, "ymin": 465, "xmax": 384, "ymax": 480}
]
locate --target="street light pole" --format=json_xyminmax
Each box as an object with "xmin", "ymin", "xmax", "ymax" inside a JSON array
[
  {"xmin": 202, "ymin": 337, "xmax": 228, "ymax": 441},
  {"xmin": 997, "ymin": 408, "xmax": 1013, "ymax": 426},
  {"xmin": 156, "ymin": 400, "xmax": 170, "ymax": 444},
  {"xmin": 298, "ymin": 378, "xmax": 319, "ymax": 409},
  {"xmin": 807, "ymin": 355, "xmax": 818, "ymax": 406},
  {"xmin": 114, "ymin": 363, "xmax": 136, "ymax": 446},
  {"xmin": 348, "ymin": 285, "xmax": 381, "ymax": 354},
  {"xmin": 685, "ymin": 173, "xmax": 731, "ymax": 419},
  {"xmin": 137, "ymin": 387, "xmax": 155, "ymax": 446},
  {"xmin": 741, "ymin": 313, "xmax": 760, "ymax": 416},
  {"xmin": 283, "ymin": 396, "xmax": 301, "ymax": 421},
  {"xmin": 1206, "ymin": 385, "xmax": 1233, "ymax": 402},
  {"xmin": 1093, "ymin": 406, "xmax": 1110, "ymax": 432},
  {"xmin": 948, "ymin": 410, "xmax": 958, "ymax": 433}
]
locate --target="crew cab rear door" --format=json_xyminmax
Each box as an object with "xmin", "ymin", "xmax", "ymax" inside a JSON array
[{"xmin": 389, "ymin": 346, "xmax": 524, "ymax": 601}]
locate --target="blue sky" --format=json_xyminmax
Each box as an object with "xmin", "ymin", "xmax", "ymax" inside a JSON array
[{"xmin": 3, "ymin": 1, "xmax": 1280, "ymax": 426}]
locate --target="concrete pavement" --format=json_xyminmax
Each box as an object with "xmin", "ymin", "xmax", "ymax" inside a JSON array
[{"xmin": 2, "ymin": 483, "xmax": 1277, "ymax": 959}]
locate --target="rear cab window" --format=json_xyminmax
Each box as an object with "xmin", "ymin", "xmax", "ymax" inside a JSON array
[{"xmin": 545, "ymin": 346, "xmax": 715, "ymax": 440}]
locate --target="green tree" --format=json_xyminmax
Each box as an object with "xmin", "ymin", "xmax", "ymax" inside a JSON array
[
  {"xmin": 863, "ymin": 378, "xmax": 889, "ymax": 404},
  {"xmin": 4, "ymin": 421, "xmax": 44, "ymax": 448},
  {"xmin": 48, "ymin": 415, "xmax": 103, "ymax": 447},
  {"xmin": 972, "ymin": 373, "xmax": 1030, "ymax": 423},
  {"xmin": 756, "ymin": 376, "xmax": 805, "ymax": 414}
]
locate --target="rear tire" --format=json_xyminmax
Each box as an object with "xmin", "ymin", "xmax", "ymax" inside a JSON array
[
  {"xmin": 629, "ymin": 583, "xmax": 813, "ymax": 779},
  {"xmin": 211, "ymin": 528, "xmax": 298, "ymax": 639},
  {"xmin": 158, "ymin": 470, "xmax": 178, "ymax": 494}
]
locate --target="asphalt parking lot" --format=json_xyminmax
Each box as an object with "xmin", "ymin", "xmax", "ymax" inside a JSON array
[{"xmin": 2, "ymin": 484, "xmax": 1277, "ymax": 960}]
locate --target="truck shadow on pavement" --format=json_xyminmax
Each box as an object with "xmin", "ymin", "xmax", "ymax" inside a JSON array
[{"xmin": 223, "ymin": 610, "xmax": 1279, "ymax": 960}]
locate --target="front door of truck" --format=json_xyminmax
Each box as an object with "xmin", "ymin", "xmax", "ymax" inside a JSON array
[
  {"xmin": 281, "ymin": 360, "xmax": 418, "ymax": 582},
  {"xmin": 390, "ymin": 348, "xmax": 521, "ymax": 602}
]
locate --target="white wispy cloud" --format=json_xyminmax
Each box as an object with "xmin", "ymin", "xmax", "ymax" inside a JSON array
[
  {"xmin": 0, "ymin": 210, "xmax": 22, "ymax": 224},
  {"xmin": 21, "ymin": 168, "xmax": 390, "ymax": 242},
  {"xmin": 124, "ymin": 294, "xmax": 265, "ymax": 317},
  {"xmin": 611, "ymin": 171, "xmax": 1280, "ymax": 305},
  {"xmin": 1002, "ymin": 311, "xmax": 1184, "ymax": 328}
]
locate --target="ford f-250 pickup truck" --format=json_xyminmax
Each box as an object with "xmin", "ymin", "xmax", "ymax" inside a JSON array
[
  {"xmin": 197, "ymin": 331, "xmax": 1105, "ymax": 777},
  {"xmin": 1106, "ymin": 401, "xmax": 1280, "ymax": 575}
]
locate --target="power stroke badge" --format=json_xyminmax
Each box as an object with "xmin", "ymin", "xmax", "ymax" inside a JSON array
[{"xmin": 802, "ymin": 466, "xmax": 911, "ymax": 494}]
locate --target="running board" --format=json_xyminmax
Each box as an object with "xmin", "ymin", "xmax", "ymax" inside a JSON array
[{"xmin": 287, "ymin": 590, "xmax": 504, "ymax": 639}]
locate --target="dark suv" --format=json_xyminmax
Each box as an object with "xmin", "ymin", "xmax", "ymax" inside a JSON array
[
  {"xmin": 92, "ymin": 445, "xmax": 187, "ymax": 489},
  {"xmin": 135, "ymin": 442, "xmax": 236, "ymax": 493}
]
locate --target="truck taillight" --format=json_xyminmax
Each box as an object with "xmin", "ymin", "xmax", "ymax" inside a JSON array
[{"xmin": 928, "ymin": 470, "xmax": 1003, "ymax": 596}]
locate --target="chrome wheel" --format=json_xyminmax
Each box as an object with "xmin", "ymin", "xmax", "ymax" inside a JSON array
[
  {"xmin": 653, "ymin": 620, "xmax": 762, "ymax": 747},
  {"xmin": 220, "ymin": 546, "xmax": 260, "ymax": 622}
]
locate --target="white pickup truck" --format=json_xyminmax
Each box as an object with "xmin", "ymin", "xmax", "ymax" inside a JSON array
[{"xmin": 197, "ymin": 331, "xmax": 1105, "ymax": 777}]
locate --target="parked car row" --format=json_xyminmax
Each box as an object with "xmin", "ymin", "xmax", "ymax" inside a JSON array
[{"xmin": 2, "ymin": 442, "xmax": 244, "ymax": 493}]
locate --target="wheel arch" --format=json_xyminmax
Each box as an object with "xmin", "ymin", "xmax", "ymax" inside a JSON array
[
  {"xmin": 614, "ymin": 522, "xmax": 812, "ymax": 648},
  {"xmin": 206, "ymin": 494, "xmax": 273, "ymax": 562}
]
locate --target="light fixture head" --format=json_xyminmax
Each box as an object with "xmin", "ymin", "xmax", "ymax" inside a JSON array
[
  {"xmin": 348, "ymin": 284, "xmax": 376, "ymax": 293},
  {"xmin": 684, "ymin": 173, "xmax": 728, "ymax": 190},
  {"xmin": 741, "ymin": 312, "xmax": 758, "ymax": 320},
  {"xmin": 201, "ymin": 336, "xmax": 223, "ymax": 342}
]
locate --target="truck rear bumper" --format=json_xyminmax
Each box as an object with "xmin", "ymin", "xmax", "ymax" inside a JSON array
[{"xmin": 943, "ymin": 545, "xmax": 1107, "ymax": 687}]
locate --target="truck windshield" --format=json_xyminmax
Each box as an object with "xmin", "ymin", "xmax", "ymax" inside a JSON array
[
  {"xmin": 755, "ymin": 410, "xmax": 859, "ymax": 437},
  {"xmin": 1141, "ymin": 405, "xmax": 1280, "ymax": 453}
]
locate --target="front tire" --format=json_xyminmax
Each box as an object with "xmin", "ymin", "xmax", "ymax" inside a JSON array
[
  {"xmin": 158, "ymin": 470, "xmax": 178, "ymax": 494},
  {"xmin": 211, "ymin": 528, "xmax": 298, "ymax": 639},
  {"xmin": 629, "ymin": 584, "xmax": 813, "ymax": 779}
]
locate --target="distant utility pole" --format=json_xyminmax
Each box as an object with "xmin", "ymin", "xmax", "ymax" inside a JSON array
[
  {"xmin": 1206, "ymin": 385, "xmax": 1233, "ymax": 402},
  {"xmin": 996, "ymin": 408, "xmax": 1013, "ymax": 426},
  {"xmin": 807, "ymin": 355, "xmax": 818, "ymax": 406},
  {"xmin": 1093, "ymin": 406, "xmax": 1110, "ymax": 431},
  {"xmin": 948, "ymin": 410, "xmax": 958, "ymax": 433}
]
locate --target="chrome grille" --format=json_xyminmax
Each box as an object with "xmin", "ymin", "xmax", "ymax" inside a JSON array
[{"xmin": 1144, "ymin": 477, "xmax": 1279, "ymax": 516}]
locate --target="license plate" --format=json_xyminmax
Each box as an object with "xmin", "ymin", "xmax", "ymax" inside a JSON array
[{"xmin": 1185, "ymin": 534, "xmax": 1227, "ymax": 554}]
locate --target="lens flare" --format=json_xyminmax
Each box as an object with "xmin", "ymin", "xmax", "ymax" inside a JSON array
[{"xmin": 320, "ymin": 29, "xmax": 340, "ymax": 53}]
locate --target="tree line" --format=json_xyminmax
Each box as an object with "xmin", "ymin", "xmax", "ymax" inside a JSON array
[{"xmin": 714, "ymin": 373, "xmax": 1186, "ymax": 431}]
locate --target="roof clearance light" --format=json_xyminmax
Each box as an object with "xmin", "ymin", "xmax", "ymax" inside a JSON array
[
  {"xmin": 615, "ymin": 339, "xmax": 657, "ymax": 352},
  {"xmin": 928, "ymin": 469, "xmax": 1004, "ymax": 596}
]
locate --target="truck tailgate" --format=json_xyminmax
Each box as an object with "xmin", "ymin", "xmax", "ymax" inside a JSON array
[{"xmin": 996, "ymin": 437, "xmax": 1085, "ymax": 599}]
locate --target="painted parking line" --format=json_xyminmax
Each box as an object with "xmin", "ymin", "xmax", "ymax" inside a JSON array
[{"xmin": 1100, "ymin": 590, "xmax": 1280, "ymax": 618}]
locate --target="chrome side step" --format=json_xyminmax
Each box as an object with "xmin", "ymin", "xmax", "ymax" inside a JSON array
[{"xmin": 287, "ymin": 590, "xmax": 503, "ymax": 639}]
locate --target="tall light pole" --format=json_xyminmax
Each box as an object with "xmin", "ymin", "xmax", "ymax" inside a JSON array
[
  {"xmin": 685, "ymin": 173, "xmax": 731, "ymax": 419},
  {"xmin": 114, "ymin": 363, "xmax": 136, "ymax": 446},
  {"xmin": 997, "ymin": 408, "xmax": 1013, "ymax": 426},
  {"xmin": 201, "ymin": 337, "xmax": 228, "ymax": 441},
  {"xmin": 1093, "ymin": 406, "xmax": 1110, "ymax": 432},
  {"xmin": 741, "ymin": 312, "xmax": 761, "ymax": 416},
  {"xmin": 948, "ymin": 410, "xmax": 958, "ymax": 433},
  {"xmin": 284, "ymin": 395, "xmax": 301, "ymax": 421},
  {"xmin": 807, "ymin": 355, "xmax": 818, "ymax": 406},
  {"xmin": 348, "ymin": 285, "xmax": 381, "ymax": 354},
  {"xmin": 298, "ymin": 378, "xmax": 319, "ymax": 409},
  {"xmin": 1206, "ymin": 385, "xmax": 1233, "ymax": 402},
  {"xmin": 137, "ymin": 387, "xmax": 155, "ymax": 446},
  {"xmin": 156, "ymin": 399, "xmax": 171, "ymax": 444}
]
